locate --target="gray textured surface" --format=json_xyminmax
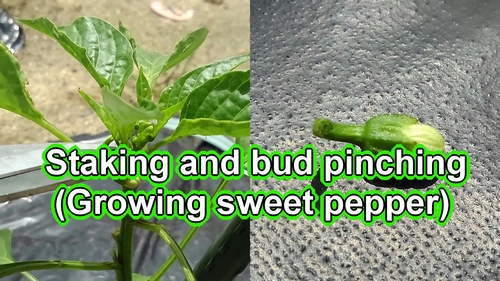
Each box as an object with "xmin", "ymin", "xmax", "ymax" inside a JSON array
[{"xmin": 250, "ymin": 0, "xmax": 500, "ymax": 280}]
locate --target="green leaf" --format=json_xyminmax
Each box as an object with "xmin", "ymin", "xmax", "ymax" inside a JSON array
[
  {"xmin": 155, "ymin": 54, "xmax": 249, "ymax": 134},
  {"xmin": 0, "ymin": 229, "xmax": 14, "ymax": 265},
  {"xmin": 136, "ymin": 67, "xmax": 152, "ymax": 102},
  {"xmin": 135, "ymin": 47, "xmax": 169, "ymax": 87},
  {"xmin": 102, "ymin": 87, "xmax": 161, "ymax": 125},
  {"xmin": 0, "ymin": 41, "xmax": 72, "ymax": 142},
  {"xmin": 138, "ymin": 99, "xmax": 160, "ymax": 113},
  {"xmin": 236, "ymin": 136, "xmax": 250, "ymax": 157},
  {"xmin": 20, "ymin": 16, "xmax": 134, "ymax": 95},
  {"xmin": 78, "ymin": 89, "xmax": 121, "ymax": 143},
  {"xmin": 162, "ymin": 27, "xmax": 209, "ymax": 73},
  {"xmin": 135, "ymin": 27, "xmax": 208, "ymax": 88},
  {"xmin": 167, "ymin": 70, "xmax": 250, "ymax": 141},
  {"xmin": 132, "ymin": 273, "xmax": 151, "ymax": 281},
  {"xmin": 0, "ymin": 41, "xmax": 45, "ymax": 122},
  {"xmin": 101, "ymin": 87, "xmax": 162, "ymax": 142},
  {"xmin": 118, "ymin": 21, "xmax": 138, "ymax": 68},
  {"xmin": 236, "ymin": 137, "xmax": 250, "ymax": 150},
  {"xmin": 0, "ymin": 229, "xmax": 38, "ymax": 281}
]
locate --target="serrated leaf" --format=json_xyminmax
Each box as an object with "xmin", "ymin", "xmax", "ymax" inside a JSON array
[
  {"xmin": 78, "ymin": 89, "xmax": 121, "ymax": 142},
  {"xmin": 136, "ymin": 47, "xmax": 169, "ymax": 87},
  {"xmin": 162, "ymin": 27, "xmax": 209, "ymax": 73},
  {"xmin": 0, "ymin": 41, "xmax": 45, "ymax": 122},
  {"xmin": 20, "ymin": 17, "xmax": 134, "ymax": 95},
  {"xmin": 136, "ymin": 67, "xmax": 152, "ymax": 102},
  {"xmin": 0, "ymin": 229, "xmax": 37, "ymax": 280},
  {"xmin": 102, "ymin": 87, "xmax": 162, "ymax": 141},
  {"xmin": 155, "ymin": 54, "xmax": 249, "ymax": 134},
  {"xmin": 166, "ymin": 70, "xmax": 250, "ymax": 141}
]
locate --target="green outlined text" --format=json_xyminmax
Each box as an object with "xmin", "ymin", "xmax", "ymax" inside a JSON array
[
  {"xmin": 51, "ymin": 184, "xmax": 453, "ymax": 227},
  {"xmin": 42, "ymin": 143, "xmax": 470, "ymax": 227}
]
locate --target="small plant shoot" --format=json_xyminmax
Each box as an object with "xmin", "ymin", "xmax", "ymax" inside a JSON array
[{"xmin": 0, "ymin": 15, "xmax": 249, "ymax": 281}]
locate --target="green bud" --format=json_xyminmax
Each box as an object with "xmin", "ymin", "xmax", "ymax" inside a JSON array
[
  {"xmin": 138, "ymin": 121, "xmax": 153, "ymax": 132},
  {"xmin": 144, "ymin": 126, "xmax": 155, "ymax": 142},
  {"xmin": 111, "ymin": 229, "xmax": 120, "ymax": 243},
  {"xmin": 312, "ymin": 114, "xmax": 445, "ymax": 153},
  {"xmin": 131, "ymin": 135, "xmax": 138, "ymax": 145},
  {"xmin": 115, "ymin": 177, "xmax": 141, "ymax": 189}
]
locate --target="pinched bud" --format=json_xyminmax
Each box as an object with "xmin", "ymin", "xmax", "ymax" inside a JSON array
[
  {"xmin": 313, "ymin": 114, "xmax": 445, "ymax": 153},
  {"xmin": 138, "ymin": 121, "xmax": 153, "ymax": 132},
  {"xmin": 131, "ymin": 135, "xmax": 139, "ymax": 145},
  {"xmin": 135, "ymin": 120, "xmax": 154, "ymax": 132},
  {"xmin": 402, "ymin": 123, "xmax": 445, "ymax": 152},
  {"xmin": 143, "ymin": 126, "xmax": 156, "ymax": 142}
]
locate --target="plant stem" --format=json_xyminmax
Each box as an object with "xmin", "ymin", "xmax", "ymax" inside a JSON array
[
  {"xmin": 111, "ymin": 247, "xmax": 124, "ymax": 281},
  {"xmin": 117, "ymin": 185, "xmax": 134, "ymax": 281},
  {"xmin": 152, "ymin": 179, "xmax": 232, "ymax": 277},
  {"xmin": 130, "ymin": 221, "xmax": 195, "ymax": 281},
  {"xmin": 0, "ymin": 260, "xmax": 117, "ymax": 279},
  {"xmin": 103, "ymin": 135, "xmax": 114, "ymax": 145},
  {"xmin": 312, "ymin": 118, "xmax": 364, "ymax": 147},
  {"xmin": 34, "ymin": 118, "xmax": 73, "ymax": 142},
  {"xmin": 21, "ymin": 271, "xmax": 38, "ymax": 281},
  {"xmin": 147, "ymin": 135, "xmax": 178, "ymax": 153}
]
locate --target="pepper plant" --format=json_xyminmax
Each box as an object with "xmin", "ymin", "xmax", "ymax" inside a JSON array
[{"xmin": 0, "ymin": 16, "xmax": 250, "ymax": 281}]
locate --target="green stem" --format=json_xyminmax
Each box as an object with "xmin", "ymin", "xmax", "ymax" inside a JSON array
[
  {"xmin": 21, "ymin": 271, "xmax": 38, "ymax": 281},
  {"xmin": 103, "ymin": 135, "xmax": 114, "ymax": 146},
  {"xmin": 152, "ymin": 179, "xmax": 232, "ymax": 277},
  {"xmin": 34, "ymin": 118, "xmax": 73, "ymax": 142},
  {"xmin": 117, "ymin": 185, "xmax": 134, "ymax": 281},
  {"xmin": 312, "ymin": 118, "xmax": 364, "ymax": 147},
  {"xmin": 147, "ymin": 135, "xmax": 179, "ymax": 153},
  {"xmin": 0, "ymin": 260, "xmax": 117, "ymax": 279},
  {"xmin": 111, "ymin": 246, "xmax": 124, "ymax": 281},
  {"xmin": 130, "ymin": 221, "xmax": 195, "ymax": 281},
  {"xmin": 115, "ymin": 178, "xmax": 141, "ymax": 189}
]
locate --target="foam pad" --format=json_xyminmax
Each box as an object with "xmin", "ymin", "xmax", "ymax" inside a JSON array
[{"xmin": 251, "ymin": 0, "xmax": 500, "ymax": 279}]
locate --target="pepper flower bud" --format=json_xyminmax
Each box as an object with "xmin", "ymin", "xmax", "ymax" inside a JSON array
[{"xmin": 312, "ymin": 114, "xmax": 445, "ymax": 153}]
